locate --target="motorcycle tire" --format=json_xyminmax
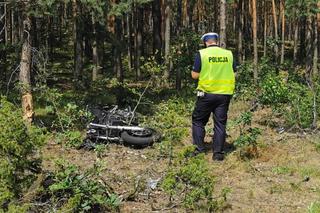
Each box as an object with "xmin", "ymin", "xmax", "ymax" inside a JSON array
[{"xmin": 121, "ymin": 128, "xmax": 160, "ymax": 147}]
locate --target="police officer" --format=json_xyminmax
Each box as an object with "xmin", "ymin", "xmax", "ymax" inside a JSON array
[{"xmin": 191, "ymin": 32, "xmax": 235, "ymax": 161}]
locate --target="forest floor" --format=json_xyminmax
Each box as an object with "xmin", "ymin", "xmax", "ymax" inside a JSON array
[{"xmin": 41, "ymin": 99, "xmax": 320, "ymax": 213}]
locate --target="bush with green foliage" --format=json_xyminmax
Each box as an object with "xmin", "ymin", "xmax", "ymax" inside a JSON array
[
  {"xmin": 232, "ymin": 111, "xmax": 261, "ymax": 159},
  {"xmin": 259, "ymin": 74, "xmax": 289, "ymax": 105},
  {"xmin": 252, "ymin": 58, "xmax": 320, "ymax": 129},
  {"xmin": 233, "ymin": 62, "xmax": 257, "ymax": 100},
  {"xmin": 161, "ymin": 146, "xmax": 217, "ymax": 210},
  {"xmin": 234, "ymin": 128, "xmax": 261, "ymax": 149},
  {"xmin": 36, "ymin": 87, "xmax": 92, "ymax": 130},
  {"xmin": 147, "ymin": 97, "xmax": 193, "ymax": 158},
  {"xmin": 56, "ymin": 130, "xmax": 83, "ymax": 148},
  {"xmin": 0, "ymin": 97, "xmax": 46, "ymax": 208},
  {"xmin": 284, "ymin": 82, "xmax": 317, "ymax": 129},
  {"xmin": 36, "ymin": 87, "xmax": 93, "ymax": 147},
  {"xmin": 34, "ymin": 160, "xmax": 120, "ymax": 212}
]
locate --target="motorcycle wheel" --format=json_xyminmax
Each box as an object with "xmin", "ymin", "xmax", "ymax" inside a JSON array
[{"xmin": 121, "ymin": 128, "xmax": 160, "ymax": 147}]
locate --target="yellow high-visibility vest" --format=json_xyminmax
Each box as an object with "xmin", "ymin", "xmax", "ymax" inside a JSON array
[{"xmin": 197, "ymin": 46, "xmax": 235, "ymax": 95}]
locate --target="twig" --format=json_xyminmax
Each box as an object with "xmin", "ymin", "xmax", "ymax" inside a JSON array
[
  {"xmin": 5, "ymin": 64, "xmax": 20, "ymax": 96},
  {"xmin": 151, "ymin": 202, "xmax": 181, "ymax": 211},
  {"xmin": 129, "ymin": 77, "xmax": 153, "ymax": 125}
]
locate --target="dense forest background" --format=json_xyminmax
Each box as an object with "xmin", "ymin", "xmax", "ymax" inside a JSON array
[{"xmin": 0, "ymin": 0, "xmax": 320, "ymax": 212}]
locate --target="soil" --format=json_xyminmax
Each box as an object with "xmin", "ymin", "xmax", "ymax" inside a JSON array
[{"xmin": 41, "ymin": 100, "xmax": 320, "ymax": 212}]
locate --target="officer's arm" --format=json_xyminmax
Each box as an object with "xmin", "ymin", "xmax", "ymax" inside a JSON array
[
  {"xmin": 191, "ymin": 71, "xmax": 200, "ymax": 79},
  {"xmin": 192, "ymin": 52, "xmax": 201, "ymax": 79}
]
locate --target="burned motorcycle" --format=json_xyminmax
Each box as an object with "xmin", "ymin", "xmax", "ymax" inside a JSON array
[{"xmin": 83, "ymin": 105, "xmax": 160, "ymax": 148}]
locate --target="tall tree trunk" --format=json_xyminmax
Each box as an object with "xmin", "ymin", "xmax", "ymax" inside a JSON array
[
  {"xmin": 163, "ymin": 3, "xmax": 171, "ymax": 83},
  {"xmin": 49, "ymin": 17, "xmax": 54, "ymax": 57},
  {"xmin": 30, "ymin": 16, "xmax": 38, "ymax": 48},
  {"xmin": 135, "ymin": 7, "xmax": 143, "ymax": 80},
  {"xmin": 280, "ymin": 0, "xmax": 285, "ymax": 64},
  {"xmin": 6, "ymin": 4, "xmax": 10, "ymax": 44},
  {"xmin": 177, "ymin": 0, "xmax": 182, "ymax": 36},
  {"xmin": 237, "ymin": 0, "xmax": 244, "ymax": 63},
  {"xmin": 182, "ymin": 0, "xmax": 189, "ymax": 28},
  {"xmin": 306, "ymin": 15, "xmax": 313, "ymax": 77},
  {"xmin": 293, "ymin": 14, "xmax": 299, "ymax": 63},
  {"xmin": 318, "ymin": 2, "xmax": 320, "ymax": 63},
  {"xmin": 20, "ymin": 15, "xmax": 33, "ymax": 123},
  {"xmin": 11, "ymin": 8, "xmax": 16, "ymax": 43},
  {"xmin": 113, "ymin": 17, "xmax": 123, "ymax": 82},
  {"xmin": 0, "ymin": 3, "xmax": 6, "ymax": 89},
  {"xmin": 0, "ymin": 3, "xmax": 5, "ymax": 43},
  {"xmin": 73, "ymin": 0, "xmax": 82, "ymax": 83},
  {"xmin": 176, "ymin": 46, "xmax": 182, "ymax": 91},
  {"xmin": 299, "ymin": 16, "xmax": 307, "ymax": 61},
  {"xmin": 271, "ymin": 0, "xmax": 279, "ymax": 61},
  {"xmin": 92, "ymin": 16, "xmax": 99, "ymax": 81},
  {"xmin": 219, "ymin": 0, "xmax": 226, "ymax": 48},
  {"xmin": 126, "ymin": 13, "xmax": 132, "ymax": 72},
  {"xmin": 252, "ymin": 0, "xmax": 258, "ymax": 84},
  {"xmin": 152, "ymin": 0, "xmax": 162, "ymax": 63},
  {"xmin": 288, "ymin": 20, "xmax": 292, "ymax": 41},
  {"xmin": 263, "ymin": 0, "xmax": 267, "ymax": 57},
  {"xmin": 313, "ymin": 16, "xmax": 318, "ymax": 76}
]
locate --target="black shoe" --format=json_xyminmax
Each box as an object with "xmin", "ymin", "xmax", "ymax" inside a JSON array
[{"xmin": 213, "ymin": 152, "xmax": 224, "ymax": 161}]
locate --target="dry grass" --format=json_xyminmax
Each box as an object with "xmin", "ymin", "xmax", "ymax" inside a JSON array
[{"xmin": 41, "ymin": 99, "xmax": 320, "ymax": 212}]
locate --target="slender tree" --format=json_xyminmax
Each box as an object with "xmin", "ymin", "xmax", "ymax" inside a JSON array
[
  {"xmin": 152, "ymin": 0, "xmax": 162, "ymax": 63},
  {"xmin": 0, "ymin": 3, "xmax": 5, "ymax": 43},
  {"xmin": 237, "ymin": 0, "xmax": 244, "ymax": 62},
  {"xmin": 19, "ymin": 8, "xmax": 33, "ymax": 123},
  {"xmin": 73, "ymin": 0, "xmax": 83, "ymax": 83},
  {"xmin": 126, "ymin": 13, "xmax": 132, "ymax": 72},
  {"xmin": 252, "ymin": 0, "xmax": 258, "ymax": 84},
  {"xmin": 135, "ymin": 6, "xmax": 143, "ymax": 80},
  {"xmin": 220, "ymin": 0, "xmax": 227, "ymax": 48},
  {"xmin": 163, "ymin": 2, "xmax": 171, "ymax": 83},
  {"xmin": 0, "ymin": 2, "xmax": 7, "ymax": 89},
  {"xmin": 293, "ymin": 9, "xmax": 299, "ymax": 63},
  {"xmin": 263, "ymin": 0, "xmax": 268, "ymax": 57},
  {"xmin": 280, "ymin": 0, "xmax": 285, "ymax": 64},
  {"xmin": 92, "ymin": 15, "xmax": 99, "ymax": 81},
  {"xmin": 271, "ymin": 0, "xmax": 279, "ymax": 61}
]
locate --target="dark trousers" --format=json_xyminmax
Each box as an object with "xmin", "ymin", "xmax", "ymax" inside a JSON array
[{"xmin": 192, "ymin": 93, "xmax": 231, "ymax": 154}]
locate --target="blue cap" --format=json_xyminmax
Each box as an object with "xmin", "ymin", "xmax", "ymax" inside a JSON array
[{"xmin": 201, "ymin": 32, "xmax": 219, "ymax": 42}]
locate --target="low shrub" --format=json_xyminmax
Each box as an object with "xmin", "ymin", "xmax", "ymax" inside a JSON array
[
  {"xmin": 259, "ymin": 74, "xmax": 289, "ymax": 105},
  {"xmin": 36, "ymin": 87, "xmax": 91, "ymax": 131},
  {"xmin": 234, "ymin": 127, "xmax": 261, "ymax": 159},
  {"xmin": 147, "ymin": 98, "xmax": 193, "ymax": 157},
  {"xmin": 56, "ymin": 130, "xmax": 83, "ymax": 148},
  {"xmin": 32, "ymin": 160, "xmax": 120, "ymax": 212},
  {"xmin": 232, "ymin": 111, "xmax": 261, "ymax": 159},
  {"xmin": 161, "ymin": 146, "xmax": 217, "ymax": 210},
  {"xmin": 0, "ymin": 97, "xmax": 46, "ymax": 209},
  {"xmin": 284, "ymin": 82, "xmax": 316, "ymax": 129}
]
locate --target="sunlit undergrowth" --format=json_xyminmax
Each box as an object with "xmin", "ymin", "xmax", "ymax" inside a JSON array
[
  {"xmin": 0, "ymin": 97, "xmax": 47, "ymax": 210},
  {"xmin": 144, "ymin": 96, "xmax": 195, "ymax": 158},
  {"xmin": 28, "ymin": 160, "xmax": 120, "ymax": 213},
  {"xmin": 235, "ymin": 57, "xmax": 320, "ymax": 130},
  {"xmin": 161, "ymin": 146, "xmax": 230, "ymax": 211}
]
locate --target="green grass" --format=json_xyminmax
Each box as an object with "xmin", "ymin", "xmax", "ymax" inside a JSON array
[
  {"xmin": 272, "ymin": 166, "xmax": 294, "ymax": 175},
  {"xmin": 298, "ymin": 167, "xmax": 320, "ymax": 178},
  {"xmin": 308, "ymin": 201, "xmax": 320, "ymax": 213}
]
